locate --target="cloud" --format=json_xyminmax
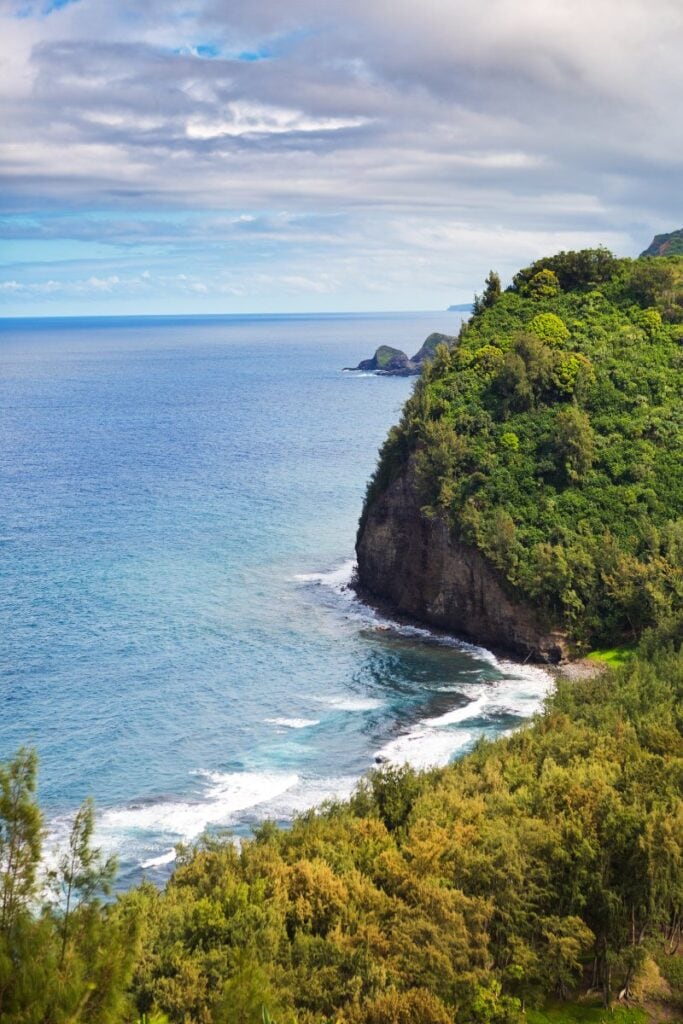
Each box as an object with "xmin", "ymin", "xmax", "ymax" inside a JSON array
[
  {"xmin": 185, "ymin": 101, "xmax": 369, "ymax": 139},
  {"xmin": 0, "ymin": 0, "xmax": 681, "ymax": 312}
]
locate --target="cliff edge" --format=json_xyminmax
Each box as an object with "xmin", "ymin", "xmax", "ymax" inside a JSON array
[
  {"xmin": 356, "ymin": 456, "xmax": 569, "ymax": 662},
  {"xmin": 355, "ymin": 247, "xmax": 683, "ymax": 662},
  {"xmin": 640, "ymin": 228, "xmax": 683, "ymax": 257}
]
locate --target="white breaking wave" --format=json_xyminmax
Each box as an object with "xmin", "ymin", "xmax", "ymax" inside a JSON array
[
  {"xmin": 377, "ymin": 727, "xmax": 474, "ymax": 770},
  {"xmin": 293, "ymin": 559, "xmax": 356, "ymax": 590},
  {"xmin": 317, "ymin": 694, "xmax": 383, "ymax": 712},
  {"xmin": 47, "ymin": 573, "xmax": 554, "ymax": 875},
  {"xmin": 47, "ymin": 769, "xmax": 362, "ymax": 875},
  {"xmin": 265, "ymin": 717, "xmax": 320, "ymax": 729},
  {"xmin": 99, "ymin": 770, "xmax": 298, "ymax": 846},
  {"xmin": 295, "ymin": 557, "xmax": 555, "ymax": 774},
  {"xmin": 375, "ymin": 663, "xmax": 553, "ymax": 771},
  {"xmin": 457, "ymin": 661, "xmax": 554, "ymax": 719},
  {"xmin": 140, "ymin": 849, "xmax": 177, "ymax": 869},
  {"xmin": 422, "ymin": 695, "xmax": 488, "ymax": 727},
  {"xmin": 258, "ymin": 774, "xmax": 359, "ymax": 818}
]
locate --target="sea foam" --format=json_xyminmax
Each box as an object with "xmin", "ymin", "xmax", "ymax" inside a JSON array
[
  {"xmin": 99, "ymin": 770, "xmax": 298, "ymax": 846},
  {"xmin": 265, "ymin": 717, "xmax": 320, "ymax": 729},
  {"xmin": 376, "ymin": 727, "xmax": 474, "ymax": 770}
]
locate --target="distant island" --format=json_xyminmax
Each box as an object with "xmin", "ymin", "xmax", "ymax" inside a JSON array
[
  {"xmin": 344, "ymin": 331, "xmax": 458, "ymax": 376},
  {"xmin": 447, "ymin": 302, "xmax": 474, "ymax": 311}
]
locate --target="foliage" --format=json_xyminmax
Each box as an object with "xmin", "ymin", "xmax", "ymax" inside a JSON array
[
  {"xmin": 473, "ymin": 270, "xmax": 502, "ymax": 316},
  {"xmin": 585, "ymin": 646, "xmax": 635, "ymax": 668},
  {"xmin": 526, "ymin": 1003, "xmax": 647, "ymax": 1024},
  {"xmin": 640, "ymin": 228, "xmax": 683, "ymax": 258},
  {"xmin": 361, "ymin": 250, "xmax": 683, "ymax": 649},
  {"xmin": 120, "ymin": 644, "xmax": 681, "ymax": 1022},
  {"xmin": 0, "ymin": 755, "xmax": 139, "ymax": 1023},
  {"xmin": 1, "ymin": 643, "xmax": 682, "ymax": 1020}
]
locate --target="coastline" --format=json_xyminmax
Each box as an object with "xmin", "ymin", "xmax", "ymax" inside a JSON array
[{"xmin": 354, "ymin": 573, "xmax": 610, "ymax": 686}]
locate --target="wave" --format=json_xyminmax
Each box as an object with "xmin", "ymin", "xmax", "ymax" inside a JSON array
[
  {"xmin": 140, "ymin": 849, "xmax": 177, "ymax": 869},
  {"xmin": 422, "ymin": 695, "xmax": 488, "ymax": 727},
  {"xmin": 265, "ymin": 717, "xmax": 320, "ymax": 729},
  {"xmin": 258, "ymin": 774, "xmax": 359, "ymax": 818},
  {"xmin": 293, "ymin": 559, "xmax": 356, "ymax": 590},
  {"xmin": 374, "ymin": 663, "xmax": 552, "ymax": 771},
  {"xmin": 341, "ymin": 371, "xmax": 383, "ymax": 378},
  {"xmin": 49, "ymin": 574, "xmax": 554, "ymax": 873},
  {"xmin": 47, "ymin": 769, "xmax": 361, "ymax": 876},
  {"xmin": 376, "ymin": 727, "xmax": 474, "ymax": 770},
  {"xmin": 294, "ymin": 557, "xmax": 554, "ymax": 774},
  {"xmin": 457, "ymin": 661, "xmax": 554, "ymax": 719},
  {"xmin": 98, "ymin": 770, "xmax": 298, "ymax": 847},
  {"xmin": 317, "ymin": 694, "xmax": 383, "ymax": 712},
  {"xmin": 294, "ymin": 559, "xmax": 498, "ymax": 662}
]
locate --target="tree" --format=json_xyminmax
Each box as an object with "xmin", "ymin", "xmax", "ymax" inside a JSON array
[
  {"xmin": 473, "ymin": 270, "xmax": 502, "ymax": 316},
  {"xmin": 0, "ymin": 748, "xmax": 42, "ymax": 937},
  {"xmin": 524, "ymin": 269, "xmax": 560, "ymax": 300},
  {"xmin": 553, "ymin": 406, "xmax": 594, "ymax": 482},
  {"xmin": 529, "ymin": 312, "xmax": 569, "ymax": 346},
  {"xmin": 0, "ymin": 749, "xmax": 44, "ymax": 1020},
  {"xmin": 48, "ymin": 796, "xmax": 117, "ymax": 966}
]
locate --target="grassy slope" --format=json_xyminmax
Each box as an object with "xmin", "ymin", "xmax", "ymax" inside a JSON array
[{"xmin": 527, "ymin": 1004, "xmax": 648, "ymax": 1024}]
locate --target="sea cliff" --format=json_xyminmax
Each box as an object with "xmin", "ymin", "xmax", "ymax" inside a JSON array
[
  {"xmin": 355, "ymin": 247, "xmax": 683, "ymax": 662},
  {"xmin": 356, "ymin": 455, "xmax": 569, "ymax": 662}
]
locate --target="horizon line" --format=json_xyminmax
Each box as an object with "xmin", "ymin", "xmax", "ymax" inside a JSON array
[{"xmin": 0, "ymin": 306, "xmax": 473, "ymax": 323}]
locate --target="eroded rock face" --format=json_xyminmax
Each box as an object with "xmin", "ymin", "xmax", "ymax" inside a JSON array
[{"xmin": 356, "ymin": 460, "xmax": 569, "ymax": 663}]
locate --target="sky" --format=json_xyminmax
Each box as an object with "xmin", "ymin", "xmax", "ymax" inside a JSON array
[{"xmin": 1, "ymin": 0, "xmax": 682, "ymax": 316}]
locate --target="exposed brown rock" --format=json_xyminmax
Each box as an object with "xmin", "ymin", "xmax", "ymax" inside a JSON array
[{"xmin": 356, "ymin": 458, "xmax": 570, "ymax": 663}]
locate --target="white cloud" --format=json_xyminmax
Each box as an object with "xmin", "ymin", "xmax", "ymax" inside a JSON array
[
  {"xmin": 185, "ymin": 101, "xmax": 368, "ymax": 139},
  {"xmin": 86, "ymin": 274, "xmax": 120, "ymax": 290}
]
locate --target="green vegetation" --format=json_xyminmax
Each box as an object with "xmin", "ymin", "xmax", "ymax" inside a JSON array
[
  {"xmin": 640, "ymin": 229, "xmax": 683, "ymax": 258},
  {"xmin": 0, "ymin": 750, "xmax": 139, "ymax": 1021},
  {"xmin": 374, "ymin": 345, "xmax": 404, "ymax": 369},
  {"xmin": 526, "ymin": 1003, "xmax": 647, "ymax": 1024},
  {"xmin": 585, "ymin": 646, "xmax": 635, "ymax": 668},
  {"xmin": 361, "ymin": 249, "xmax": 683, "ymax": 651},
  {"xmin": 1, "ymin": 643, "xmax": 681, "ymax": 1022},
  {"xmin": 2, "ymin": 245, "xmax": 681, "ymax": 1021}
]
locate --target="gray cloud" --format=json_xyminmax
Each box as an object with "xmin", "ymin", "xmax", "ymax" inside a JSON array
[{"xmin": 0, "ymin": 0, "xmax": 681, "ymax": 311}]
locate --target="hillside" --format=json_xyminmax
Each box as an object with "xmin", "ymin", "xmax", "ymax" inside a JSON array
[
  {"xmin": 640, "ymin": 228, "xmax": 683, "ymax": 257},
  {"xmin": 2, "ymin": 645, "xmax": 681, "ymax": 1022},
  {"xmin": 357, "ymin": 249, "xmax": 683, "ymax": 658}
]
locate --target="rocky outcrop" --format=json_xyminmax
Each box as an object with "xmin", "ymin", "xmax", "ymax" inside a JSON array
[
  {"xmin": 345, "ymin": 333, "xmax": 458, "ymax": 377},
  {"xmin": 347, "ymin": 345, "xmax": 416, "ymax": 375},
  {"xmin": 356, "ymin": 458, "xmax": 570, "ymax": 663},
  {"xmin": 411, "ymin": 332, "xmax": 456, "ymax": 364}
]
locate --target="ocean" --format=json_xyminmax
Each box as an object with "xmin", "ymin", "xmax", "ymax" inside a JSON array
[{"xmin": 0, "ymin": 312, "xmax": 552, "ymax": 887}]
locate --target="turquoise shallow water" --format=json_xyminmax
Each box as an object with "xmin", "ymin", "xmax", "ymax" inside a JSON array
[{"xmin": 0, "ymin": 312, "xmax": 552, "ymax": 886}]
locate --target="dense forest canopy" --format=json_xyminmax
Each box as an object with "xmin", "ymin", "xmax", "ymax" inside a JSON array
[
  {"xmin": 361, "ymin": 249, "xmax": 683, "ymax": 651},
  {"xmin": 1, "ymin": 643, "xmax": 682, "ymax": 1022}
]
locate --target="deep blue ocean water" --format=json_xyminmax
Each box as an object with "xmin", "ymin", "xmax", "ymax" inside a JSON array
[{"xmin": 0, "ymin": 312, "xmax": 552, "ymax": 886}]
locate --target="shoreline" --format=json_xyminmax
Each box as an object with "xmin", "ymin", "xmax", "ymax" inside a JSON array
[{"xmin": 352, "ymin": 575, "xmax": 583, "ymax": 669}]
